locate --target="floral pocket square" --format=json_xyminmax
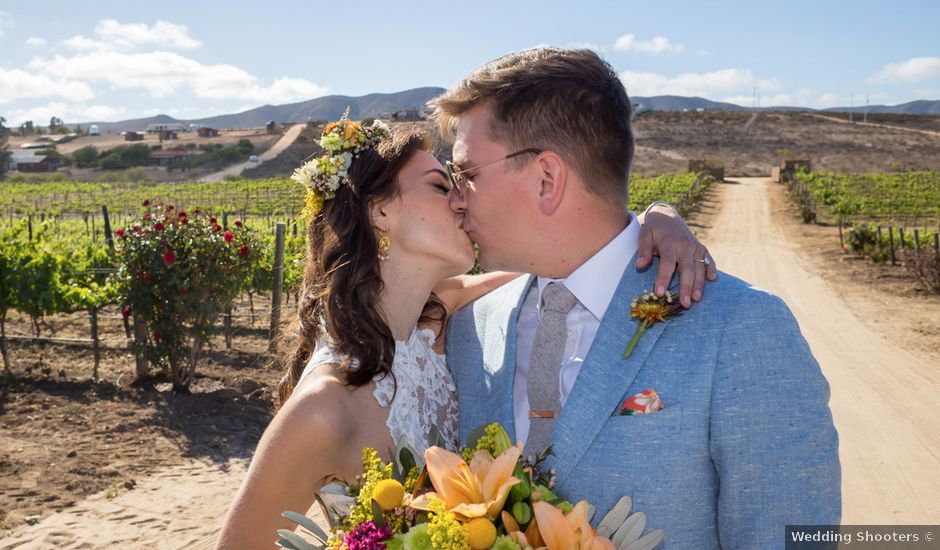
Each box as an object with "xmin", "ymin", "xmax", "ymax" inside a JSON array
[{"xmin": 618, "ymin": 389, "xmax": 663, "ymax": 416}]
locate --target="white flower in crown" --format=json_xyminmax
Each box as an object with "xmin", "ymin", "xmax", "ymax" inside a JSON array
[{"xmin": 294, "ymin": 108, "xmax": 392, "ymax": 219}]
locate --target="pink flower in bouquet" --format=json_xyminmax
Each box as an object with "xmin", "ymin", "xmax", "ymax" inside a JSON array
[
  {"xmin": 115, "ymin": 228, "xmax": 125, "ymax": 239},
  {"xmin": 162, "ymin": 250, "xmax": 176, "ymax": 265},
  {"xmin": 343, "ymin": 520, "xmax": 392, "ymax": 550},
  {"xmin": 234, "ymin": 220, "xmax": 243, "ymax": 228},
  {"xmin": 154, "ymin": 222, "xmax": 165, "ymax": 231},
  {"xmin": 223, "ymin": 231, "xmax": 234, "ymax": 243},
  {"xmin": 238, "ymin": 244, "xmax": 249, "ymax": 257}
]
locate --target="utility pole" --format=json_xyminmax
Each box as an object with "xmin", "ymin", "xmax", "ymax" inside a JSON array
[
  {"xmin": 864, "ymin": 95, "xmax": 869, "ymax": 123},
  {"xmin": 849, "ymin": 93, "xmax": 854, "ymax": 122}
]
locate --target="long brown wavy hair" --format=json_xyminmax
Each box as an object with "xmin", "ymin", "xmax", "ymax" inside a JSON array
[{"xmin": 275, "ymin": 129, "xmax": 447, "ymax": 408}]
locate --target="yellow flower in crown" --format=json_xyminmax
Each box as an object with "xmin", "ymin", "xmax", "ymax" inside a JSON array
[{"xmin": 292, "ymin": 107, "xmax": 391, "ymax": 219}]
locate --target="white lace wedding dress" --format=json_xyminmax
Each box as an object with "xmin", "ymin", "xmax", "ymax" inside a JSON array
[{"xmin": 300, "ymin": 326, "xmax": 459, "ymax": 456}]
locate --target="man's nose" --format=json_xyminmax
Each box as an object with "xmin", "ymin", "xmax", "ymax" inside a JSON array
[{"xmin": 449, "ymin": 188, "xmax": 467, "ymax": 213}]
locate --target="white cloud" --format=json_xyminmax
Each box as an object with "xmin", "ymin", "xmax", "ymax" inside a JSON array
[
  {"xmin": 614, "ymin": 34, "xmax": 684, "ymax": 54},
  {"xmin": 63, "ymin": 35, "xmax": 115, "ymax": 51},
  {"xmin": 0, "ymin": 67, "xmax": 95, "ymax": 103},
  {"xmin": 719, "ymin": 90, "xmax": 881, "ymax": 109},
  {"xmin": 63, "ymin": 18, "xmax": 201, "ymax": 52},
  {"xmin": 6, "ymin": 102, "xmax": 126, "ymax": 126},
  {"xmin": 29, "ymin": 50, "xmax": 329, "ymax": 102},
  {"xmin": 869, "ymin": 57, "xmax": 940, "ymax": 84},
  {"xmin": 619, "ymin": 68, "xmax": 779, "ymax": 97},
  {"xmin": 95, "ymin": 19, "xmax": 201, "ymax": 50},
  {"xmin": 25, "ymin": 36, "xmax": 47, "ymax": 46}
]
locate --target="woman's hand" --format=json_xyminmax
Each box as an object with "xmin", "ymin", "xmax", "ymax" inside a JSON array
[{"xmin": 636, "ymin": 202, "xmax": 717, "ymax": 309}]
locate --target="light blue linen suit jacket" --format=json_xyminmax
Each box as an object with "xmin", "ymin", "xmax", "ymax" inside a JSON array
[{"xmin": 446, "ymin": 257, "xmax": 841, "ymax": 549}]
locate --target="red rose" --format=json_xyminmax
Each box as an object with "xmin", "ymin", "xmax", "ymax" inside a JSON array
[
  {"xmin": 178, "ymin": 211, "xmax": 187, "ymax": 218},
  {"xmin": 234, "ymin": 220, "xmax": 243, "ymax": 228},
  {"xmin": 209, "ymin": 217, "xmax": 217, "ymax": 224},
  {"xmin": 141, "ymin": 272, "xmax": 153, "ymax": 283},
  {"xmin": 193, "ymin": 209, "xmax": 201, "ymax": 216},
  {"xmin": 142, "ymin": 200, "xmax": 151, "ymax": 207},
  {"xmin": 152, "ymin": 332, "xmax": 161, "ymax": 343},
  {"xmin": 223, "ymin": 231, "xmax": 234, "ymax": 243},
  {"xmin": 179, "ymin": 215, "xmax": 189, "ymax": 224},
  {"xmin": 213, "ymin": 223, "xmax": 222, "ymax": 232},
  {"xmin": 115, "ymin": 228, "xmax": 126, "ymax": 239},
  {"xmin": 143, "ymin": 212, "xmax": 151, "ymax": 220},
  {"xmin": 165, "ymin": 204, "xmax": 174, "ymax": 211},
  {"xmin": 238, "ymin": 244, "xmax": 249, "ymax": 256},
  {"xmin": 163, "ymin": 250, "xmax": 176, "ymax": 265},
  {"xmin": 122, "ymin": 306, "xmax": 132, "ymax": 318},
  {"xmin": 154, "ymin": 222, "xmax": 165, "ymax": 231}
]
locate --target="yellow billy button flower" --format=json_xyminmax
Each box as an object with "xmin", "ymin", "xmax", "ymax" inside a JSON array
[
  {"xmin": 622, "ymin": 290, "xmax": 684, "ymax": 359},
  {"xmin": 372, "ymin": 479, "xmax": 405, "ymax": 511},
  {"xmin": 466, "ymin": 517, "xmax": 497, "ymax": 549}
]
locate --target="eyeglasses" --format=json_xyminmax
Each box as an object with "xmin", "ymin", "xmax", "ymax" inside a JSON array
[{"xmin": 444, "ymin": 148, "xmax": 542, "ymax": 199}]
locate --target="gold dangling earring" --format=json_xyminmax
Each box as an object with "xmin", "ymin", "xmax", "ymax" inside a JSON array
[{"xmin": 377, "ymin": 231, "xmax": 391, "ymax": 261}]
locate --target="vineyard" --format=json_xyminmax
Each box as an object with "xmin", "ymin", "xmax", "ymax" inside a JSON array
[
  {"xmin": 0, "ymin": 172, "xmax": 712, "ymax": 381},
  {"xmin": 786, "ymin": 170, "xmax": 940, "ymax": 292}
]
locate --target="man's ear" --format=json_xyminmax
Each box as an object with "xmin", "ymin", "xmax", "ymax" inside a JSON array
[{"xmin": 536, "ymin": 152, "xmax": 567, "ymax": 215}]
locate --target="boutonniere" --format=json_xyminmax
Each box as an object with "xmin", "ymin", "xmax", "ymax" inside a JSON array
[{"xmin": 622, "ymin": 290, "xmax": 684, "ymax": 359}]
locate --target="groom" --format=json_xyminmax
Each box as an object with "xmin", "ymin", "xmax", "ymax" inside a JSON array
[{"xmin": 435, "ymin": 48, "xmax": 840, "ymax": 548}]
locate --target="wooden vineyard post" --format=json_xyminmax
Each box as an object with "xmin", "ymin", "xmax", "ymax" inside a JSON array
[
  {"xmin": 269, "ymin": 223, "xmax": 286, "ymax": 352},
  {"xmin": 102, "ymin": 205, "xmax": 114, "ymax": 252},
  {"xmin": 888, "ymin": 226, "xmax": 897, "ymax": 266},
  {"xmin": 913, "ymin": 229, "xmax": 921, "ymax": 251},
  {"xmin": 221, "ymin": 212, "xmax": 233, "ymax": 349},
  {"xmin": 838, "ymin": 220, "xmax": 844, "ymax": 251},
  {"xmin": 898, "ymin": 227, "xmax": 905, "ymax": 250},
  {"xmin": 90, "ymin": 307, "xmax": 101, "ymax": 381},
  {"xmin": 934, "ymin": 233, "xmax": 939, "ymax": 257}
]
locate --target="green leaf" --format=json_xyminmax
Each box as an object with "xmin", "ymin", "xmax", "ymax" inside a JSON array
[
  {"xmin": 281, "ymin": 511, "xmax": 329, "ymax": 544},
  {"xmin": 275, "ymin": 529, "xmax": 322, "ymax": 550},
  {"xmin": 371, "ymin": 499, "xmax": 388, "ymax": 528}
]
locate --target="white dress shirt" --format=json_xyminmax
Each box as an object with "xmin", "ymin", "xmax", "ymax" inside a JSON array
[{"xmin": 513, "ymin": 213, "xmax": 641, "ymax": 445}]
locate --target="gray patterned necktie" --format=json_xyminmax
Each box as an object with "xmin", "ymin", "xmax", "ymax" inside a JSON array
[{"xmin": 524, "ymin": 282, "xmax": 578, "ymax": 457}]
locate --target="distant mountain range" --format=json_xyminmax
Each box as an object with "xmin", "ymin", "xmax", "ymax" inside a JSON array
[{"xmin": 71, "ymin": 88, "xmax": 940, "ymax": 132}]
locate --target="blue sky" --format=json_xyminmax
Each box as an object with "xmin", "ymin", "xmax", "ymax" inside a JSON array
[{"xmin": 1, "ymin": 0, "xmax": 938, "ymax": 125}]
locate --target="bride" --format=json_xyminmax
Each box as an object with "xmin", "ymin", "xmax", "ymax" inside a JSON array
[{"xmin": 216, "ymin": 117, "xmax": 715, "ymax": 548}]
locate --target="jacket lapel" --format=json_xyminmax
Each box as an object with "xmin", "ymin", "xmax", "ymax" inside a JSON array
[
  {"xmin": 485, "ymin": 275, "xmax": 534, "ymax": 442},
  {"xmin": 550, "ymin": 257, "xmax": 672, "ymax": 490}
]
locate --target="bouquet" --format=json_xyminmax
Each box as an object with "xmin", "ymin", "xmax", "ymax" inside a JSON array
[{"xmin": 276, "ymin": 424, "xmax": 664, "ymax": 550}]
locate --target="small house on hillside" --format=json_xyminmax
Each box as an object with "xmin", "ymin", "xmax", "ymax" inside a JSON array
[
  {"xmin": 198, "ymin": 127, "xmax": 219, "ymax": 138},
  {"xmin": 9, "ymin": 150, "xmax": 58, "ymax": 172},
  {"xmin": 158, "ymin": 130, "xmax": 178, "ymax": 141},
  {"xmin": 146, "ymin": 123, "xmax": 186, "ymax": 133},
  {"xmin": 124, "ymin": 131, "xmax": 144, "ymax": 141},
  {"xmin": 149, "ymin": 150, "xmax": 200, "ymax": 167}
]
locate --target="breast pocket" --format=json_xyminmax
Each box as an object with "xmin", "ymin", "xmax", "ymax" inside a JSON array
[{"xmin": 605, "ymin": 403, "xmax": 683, "ymax": 439}]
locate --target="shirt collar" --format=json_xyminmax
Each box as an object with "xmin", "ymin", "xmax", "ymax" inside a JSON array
[{"xmin": 536, "ymin": 212, "xmax": 640, "ymax": 321}]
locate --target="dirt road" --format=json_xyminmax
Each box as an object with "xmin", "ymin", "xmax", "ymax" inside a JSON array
[
  {"xmin": 701, "ymin": 177, "xmax": 940, "ymax": 523},
  {"xmin": 199, "ymin": 124, "xmax": 305, "ymax": 182}
]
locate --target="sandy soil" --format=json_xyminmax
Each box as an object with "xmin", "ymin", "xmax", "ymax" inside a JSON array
[
  {"xmin": 694, "ymin": 177, "xmax": 940, "ymax": 523},
  {"xmin": 630, "ymin": 111, "xmax": 940, "ymax": 176}
]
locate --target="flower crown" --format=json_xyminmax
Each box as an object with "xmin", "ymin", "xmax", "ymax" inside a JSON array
[{"xmin": 291, "ymin": 108, "xmax": 392, "ymax": 218}]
